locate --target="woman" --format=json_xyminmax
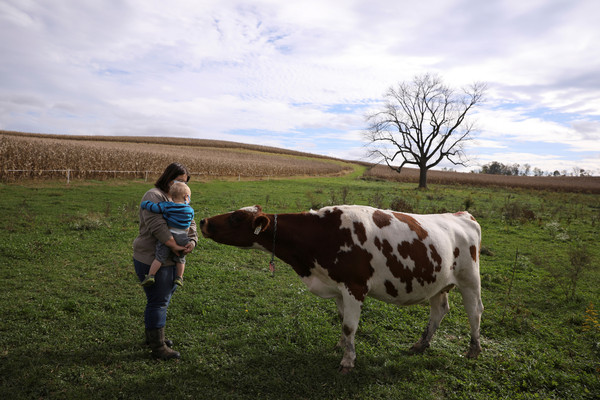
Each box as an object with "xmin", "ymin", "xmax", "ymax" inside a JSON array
[{"xmin": 133, "ymin": 162, "xmax": 198, "ymax": 360}]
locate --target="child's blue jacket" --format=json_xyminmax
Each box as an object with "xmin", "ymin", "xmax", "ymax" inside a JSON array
[{"xmin": 140, "ymin": 200, "xmax": 194, "ymax": 230}]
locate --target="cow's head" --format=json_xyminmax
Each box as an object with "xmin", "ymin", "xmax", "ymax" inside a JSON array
[{"xmin": 200, "ymin": 205, "xmax": 271, "ymax": 248}]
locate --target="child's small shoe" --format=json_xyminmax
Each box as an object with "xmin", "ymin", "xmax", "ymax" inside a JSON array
[
  {"xmin": 174, "ymin": 277, "xmax": 184, "ymax": 287},
  {"xmin": 141, "ymin": 274, "xmax": 155, "ymax": 287}
]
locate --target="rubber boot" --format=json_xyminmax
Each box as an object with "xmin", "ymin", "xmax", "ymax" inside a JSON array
[
  {"xmin": 145, "ymin": 330, "xmax": 173, "ymax": 348},
  {"xmin": 146, "ymin": 328, "xmax": 180, "ymax": 360}
]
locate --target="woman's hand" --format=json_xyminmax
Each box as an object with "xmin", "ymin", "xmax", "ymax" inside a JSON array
[
  {"xmin": 164, "ymin": 237, "xmax": 186, "ymax": 256},
  {"xmin": 182, "ymin": 241, "xmax": 196, "ymax": 255}
]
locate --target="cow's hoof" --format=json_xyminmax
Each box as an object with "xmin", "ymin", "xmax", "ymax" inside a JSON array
[
  {"xmin": 466, "ymin": 347, "xmax": 481, "ymax": 359},
  {"xmin": 409, "ymin": 343, "xmax": 428, "ymax": 355},
  {"xmin": 339, "ymin": 366, "xmax": 353, "ymax": 375},
  {"xmin": 466, "ymin": 338, "xmax": 481, "ymax": 359}
]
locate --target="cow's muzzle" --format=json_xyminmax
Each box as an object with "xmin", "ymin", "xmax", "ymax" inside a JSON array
[{"xmin": 199, "ymin": 218, "xmax": 211, "ymax": 237}]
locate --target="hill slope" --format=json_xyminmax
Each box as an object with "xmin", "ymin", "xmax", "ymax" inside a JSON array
[
  {"xmin": 0, "ymin": 131, "xmax": 354, "ymax": 181},
  {"xmin": 2, "ymin": 130, "xmax": 598, "ymax": 192}
]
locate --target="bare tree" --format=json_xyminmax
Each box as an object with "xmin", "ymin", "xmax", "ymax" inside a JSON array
[{"xmin": 364, "ymin": 73, "xmax": 486, "ymax": 189}]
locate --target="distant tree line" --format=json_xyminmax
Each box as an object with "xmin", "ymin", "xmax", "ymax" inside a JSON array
[{"xmin": 476, "ymin": 161, "xmax": 594, "ymax": 177}]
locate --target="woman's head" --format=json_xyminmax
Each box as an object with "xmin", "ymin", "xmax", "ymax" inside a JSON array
[{"xmin": 155, "ymin": 162, "xmax": 191, "ymax": 193}]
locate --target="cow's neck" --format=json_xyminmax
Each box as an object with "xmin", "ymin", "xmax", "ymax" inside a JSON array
[{"xmin": 258, "ymin": 213, "xmax": 316, "ymax": 277}]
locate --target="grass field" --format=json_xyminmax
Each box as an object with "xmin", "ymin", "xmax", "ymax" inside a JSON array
[{"xmin": 0, "ymin": 172, "xmax": 598, "ymax": 399}]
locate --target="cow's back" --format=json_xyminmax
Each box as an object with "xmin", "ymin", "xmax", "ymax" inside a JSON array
[{"xmin": 316, "ymin": 206, "xmax": 481, "ymax": 305}]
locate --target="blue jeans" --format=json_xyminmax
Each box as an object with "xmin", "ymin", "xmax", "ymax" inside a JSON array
[{"xmin": 134, "ymin": 258, "xmax": 178, "ymax": 329}]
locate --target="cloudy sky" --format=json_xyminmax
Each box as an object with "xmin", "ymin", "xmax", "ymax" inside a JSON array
[{"xmin": 1, "ymin": 0, "xmax": 599, "ymax": 174}]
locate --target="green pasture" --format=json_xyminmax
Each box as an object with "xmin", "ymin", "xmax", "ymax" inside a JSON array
[{"xmin": 0, "ymin": 174, "xmax": 598, "ymax": 399}]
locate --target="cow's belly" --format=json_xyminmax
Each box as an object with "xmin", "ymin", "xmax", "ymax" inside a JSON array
[
  {"xmin": 368, "ymin": 275, "xmax": 456, "ymax": 306},
  {"xmin": 368, "ymin": 285, "xmax": 428, "ymax": 305},
  {"xmin": 301, "ymin": 266, "xmax": 342, "ymax": 299}
]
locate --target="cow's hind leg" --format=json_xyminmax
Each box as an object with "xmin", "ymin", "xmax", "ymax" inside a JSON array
[
  {"xmin": 410, "ymin": 291, "xmax": 450, "ymax": 354},
  {"xmin": 337, "ymin": 292, "xmax": 362, "ymax": 374},
  {"xmin": 335, "ymin": 296, "xmax": 345, "ymax": 348},
  {"xmin": 461, "ymin": 285, "xmax": 484, "ymax": 358}
]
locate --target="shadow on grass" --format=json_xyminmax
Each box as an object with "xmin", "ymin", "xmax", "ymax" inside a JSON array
[
  {"xmin": 0, "ymin": 338, "xmax": 151, "ymax": 399},
  {"xmin": 172, "ymin": 345, "xmax": 440, "ymax": 399},
  {"xmin": 1, "ymin": 334, "xmax": 448, "ymax": 400}
]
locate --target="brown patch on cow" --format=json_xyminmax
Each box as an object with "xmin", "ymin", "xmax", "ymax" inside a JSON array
[
  {"xmin": 454, "ymin": 211, "xmax": 477, "ymax": 222},
  {"xmin": 470, "ymin": 245, "xmax": 478, "ymax": 262},
  {"xmin": 372, "ymin": 210, "xmax": 392, "ymax": 228},
  {"xmin": 353, "ymin": 221, "xmax": 367, "ymax": 245},
  {"xmin": 267, "ymin": 208, "xmax": 345, "ymax": 278},
  {"xmin": 330, "ymin": 245, "xmax": 373, "ymax": 302},
  {"xmin": 452, "ymin": 247, "xmax": 460, "ymax": 269},
  {"xmin": 376, "ymin": 236, "xmax": 444, "ymax": 294},
  {"xmin": 397, "ymin": 240, "xmax": 442, "ymax": 289},
  {"xmin": 429, "ymin": 244, "xmax": 442, "ymax": 267},
  {"xmin": 392, "ymin": 213, "xmax": 429, "ymax": 240},
  {"xmin": 378, "ymin": 238, "xmax": 415, "ymax": 293},
  {"xmin": 271, "ymin": 208, "xmax": 374, "ymax": 302},
  {"xmin": 384, "ymin": 280, "xmax": 398, "ymax": 297}
]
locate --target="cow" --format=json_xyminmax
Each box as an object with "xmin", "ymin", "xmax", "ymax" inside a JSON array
[{"xmin": 200, "ymin": 205, "xmax": 483, "ymax": 373}]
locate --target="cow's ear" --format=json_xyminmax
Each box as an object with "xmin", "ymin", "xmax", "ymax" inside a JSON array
[
  {"xmin": 252, "ymin": 214, "xmax": 270, "ymax": 235},
  {"xmin": 254, "ymin": 205, "xmax": 262, "ymax": 213}
]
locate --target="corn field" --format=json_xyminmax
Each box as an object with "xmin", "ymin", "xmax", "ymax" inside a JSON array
[
  {"xmin": 0, "ymin": 132, "xmax": 352, "ymax": 182},
  {"xmin": 3, "ymin": 131, "xmax": 599, "ymax": 192}
]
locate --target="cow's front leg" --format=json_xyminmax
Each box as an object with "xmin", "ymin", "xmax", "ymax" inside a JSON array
[{"xmin": 338, "ymin": 293, "xmax": 362, "ymax": 374}]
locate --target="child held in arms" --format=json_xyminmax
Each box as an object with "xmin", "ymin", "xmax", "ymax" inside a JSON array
[{"xmin": 140, "ymin": 181, "xmax": 194, "ymax": 287}]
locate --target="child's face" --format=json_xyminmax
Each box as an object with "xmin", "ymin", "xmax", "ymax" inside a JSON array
[{"xmin": 181, "ymin": 188, "xmax": 191, "ymax": 204}]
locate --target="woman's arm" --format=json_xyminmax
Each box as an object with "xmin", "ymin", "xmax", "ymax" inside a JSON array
[
  {"xmin": 164, "ymin": 237, "xmax": 186, "ymax": 255},
  {"xmin": 183, "ymin": 214, "xmax": 198, "ymax": 255},
  {"xmin": 140, "ymin": 190, "xmax": 172, "ymax": 244}
]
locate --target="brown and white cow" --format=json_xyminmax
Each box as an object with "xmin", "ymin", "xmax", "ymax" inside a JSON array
[{"xmin": 200, "ymin": 205, "xmax": 483, "ymax": 373}]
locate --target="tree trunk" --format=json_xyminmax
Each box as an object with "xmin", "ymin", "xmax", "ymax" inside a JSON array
[{"xmin": 418, "ymin": 167, "xmax": 428, "ymax": 189}]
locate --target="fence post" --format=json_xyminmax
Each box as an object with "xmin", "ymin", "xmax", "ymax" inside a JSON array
[{"xmin": 66, "ymin": 169, "xmax": 70, "ymax": 184}]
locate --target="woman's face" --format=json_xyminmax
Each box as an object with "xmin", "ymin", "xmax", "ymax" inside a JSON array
[
  {"xmin": 171, "ymin": 174, "xmax": 189, "ymax": 187},
  {"xmin": 174, "ymin": 174, "xmax": 188, "ymax": 183}
]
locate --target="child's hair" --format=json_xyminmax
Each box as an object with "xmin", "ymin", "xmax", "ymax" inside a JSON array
[{"xmin": 169, "ymin": 182, "xmax": 191, "ymax": 201}]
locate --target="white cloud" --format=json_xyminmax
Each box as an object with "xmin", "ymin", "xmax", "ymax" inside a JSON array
[
  {"xmin": 0, "ymin": 0, "xmax": 599, "ymax": 174},
  {"xmin": 469, "ymin": 139, "xmax": 508, "ymax": 150},
  {"xmin": 475, "ymin": 106, "xmax": 600, "ymax": 152}
]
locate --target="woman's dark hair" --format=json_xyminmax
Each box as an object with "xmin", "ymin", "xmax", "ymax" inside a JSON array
[{"xmin": 155, "ymin": 162, "xmax": 191, "ymax": 192}]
